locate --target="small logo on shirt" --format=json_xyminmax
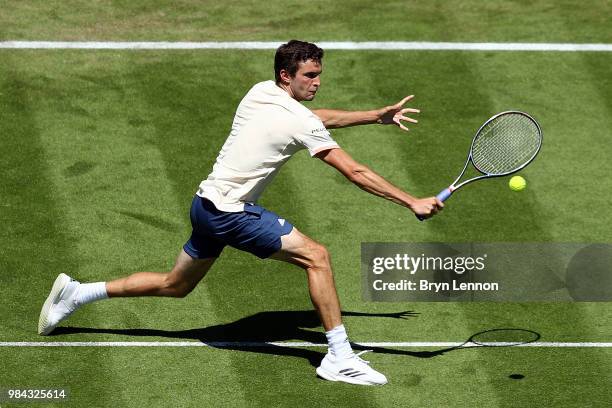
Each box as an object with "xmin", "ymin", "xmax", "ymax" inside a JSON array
[
  {"xmin": 278, "ymin": 219, "xmax": 286, "ymax": 226},
  {"xmin": 311, "ymin": 128, "xmax": 328, "ymax": 135}
]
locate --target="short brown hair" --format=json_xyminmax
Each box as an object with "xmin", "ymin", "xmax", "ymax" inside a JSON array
[{"xmin": 274, "ymin": 40, "xmax": 324, "ymax": 83}]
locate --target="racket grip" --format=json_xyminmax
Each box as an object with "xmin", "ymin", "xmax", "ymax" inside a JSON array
[
  {"xmin": 416, "ymin": 188, "xmax": 453, "ymax": 221},
  {"xmin": 436, "ymin": 188, "xmax": 453, "ymax": 202}
]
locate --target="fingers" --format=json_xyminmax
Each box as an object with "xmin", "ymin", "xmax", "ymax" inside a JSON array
[
  {"xmin": 415, "ymin": 197, "xmax": 444, "ymax": 219},
  {"xmin": 393, "ymin": 118, "xmax": 410, "ymax": 132},
  {"xmin": 428, "ymin": 199, "xmax": 444, "ymax": 217},
  {"xmin": 429, "ymin": 198, "xmax": 444, "ymax": 215},
  {"xmin": 396, "ymin": 95, "xmax": 414, "ymax": 107},
  {"xmin": 397, "ymin": 115, "xmax": 418, "ymax": 124},
  {"xmin": 382, "ymin": 97, "xmax": 420, "ymax": 131},
  {"xmin": 393, "ymin": 112, "xmax": 418, "ymax": 132},
  {"xmin": 396, "ymin": 106, "xmax": 419, "ymax": 131}
]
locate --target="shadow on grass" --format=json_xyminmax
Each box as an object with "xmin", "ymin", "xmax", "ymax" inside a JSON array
[{"xmin": 53, "ymin": 310, "xmax": 538, "ymax": 368}]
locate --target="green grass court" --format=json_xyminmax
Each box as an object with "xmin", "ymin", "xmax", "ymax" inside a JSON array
[{"xmin": 1, "ymin": 1, "xmax": 611, "ymax": 407}]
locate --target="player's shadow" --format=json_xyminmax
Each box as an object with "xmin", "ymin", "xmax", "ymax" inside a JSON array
[
  {"xmin": 54, "ymin": 310, "xmax": 431, "ymax": 367},
  {"xmin": 54, "ymin": 310, "xmax": 523, "ymax": 367}
]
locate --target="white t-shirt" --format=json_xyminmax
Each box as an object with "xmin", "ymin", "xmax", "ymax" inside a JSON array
[{"xmin": 197, "ymin": 80, "xmax": 339, "ymax": 212}]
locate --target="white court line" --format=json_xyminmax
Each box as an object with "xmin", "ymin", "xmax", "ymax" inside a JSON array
[
  {"xmin": 0, "ymin": 41, "xmax": 611, "ymax": 52},
  {"xmin": 1, "ymin": 341, "xmax": 611, "ymax": 347}
]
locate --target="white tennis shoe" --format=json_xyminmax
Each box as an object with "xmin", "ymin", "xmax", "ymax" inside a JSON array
[
  {"xmin": 316, "ymin": 351, "xmax": 388, "ymax": 385},
  {"xmin": 38, "ymin": 273, "xmax": 81, "ymax": 335}
]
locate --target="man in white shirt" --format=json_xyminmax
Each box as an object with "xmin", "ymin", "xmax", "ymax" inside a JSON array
[{"xmin": 38, "ymin": 40, "xmax": 443, "ymax": 386}]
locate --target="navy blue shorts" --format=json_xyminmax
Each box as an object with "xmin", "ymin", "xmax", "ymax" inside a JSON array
[{"xmin": 183, "ymin": 196, "xmax": 294, "ymax": 259}]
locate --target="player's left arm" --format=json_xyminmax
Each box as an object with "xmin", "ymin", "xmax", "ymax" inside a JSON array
[{"xmin": 311, "ymin": 95, "xmax": 419, "ymax": 131}]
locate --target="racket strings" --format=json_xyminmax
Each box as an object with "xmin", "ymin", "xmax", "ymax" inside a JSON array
[
  {"xmin": 471, "ymin": 113, "xmax": 541, "ymax": 175},
  {"xmin": 474, "ymin": 117, "xmax": 537, "ymax": 172},
  {"xmin": 473, "ymin": 116, "xmax": 539, "ymax": 173}
]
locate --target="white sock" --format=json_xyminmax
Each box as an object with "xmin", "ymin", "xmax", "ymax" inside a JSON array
[
  {"xmin": 325, "ymin": 324, "xmax": 354, "ymax": 359},
  {"xmin": 74, "ymin": 282, "xmax": 108, "ymax": 306}
]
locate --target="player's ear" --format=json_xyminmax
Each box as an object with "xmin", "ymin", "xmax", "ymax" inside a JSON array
[{"xmin": 279, "ymin": 69, "xmax": 292, "ymax": 84}]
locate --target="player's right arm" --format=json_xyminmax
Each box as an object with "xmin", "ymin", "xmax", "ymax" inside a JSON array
[{"xmin": 316, "ymin": 148, "xmax": 443, "ymax": 219}]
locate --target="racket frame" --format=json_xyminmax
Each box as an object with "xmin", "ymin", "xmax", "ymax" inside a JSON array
[{"xmin": 437, "ymin": 110, "xmax": 543, "ymax": 201}]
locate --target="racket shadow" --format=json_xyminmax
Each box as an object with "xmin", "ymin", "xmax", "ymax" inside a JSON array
[{"xmin": 353, "ymin": 328, "xmax": 541, "ymax": 359}]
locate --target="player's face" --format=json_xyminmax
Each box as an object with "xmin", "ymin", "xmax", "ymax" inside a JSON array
[{"xmin": 288, "ymin": 59, "xmax": 322, "ymax": 101}]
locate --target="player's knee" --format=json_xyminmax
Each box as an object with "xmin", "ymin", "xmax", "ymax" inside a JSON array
[
  {"xmin": 173, "ymin": 285, "xmax": 193, "ymax": 298},
  {"xmin": 308, "ymin": 243, "xmax": 331, "ymax": 272},
  {"xmin": 162, "ymin": 275, "xmax": 194, "ymax": 298}
]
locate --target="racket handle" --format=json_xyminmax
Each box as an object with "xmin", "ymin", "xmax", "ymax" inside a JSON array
[
  {"xmin": 436, "ymin": 188, "xmax": 453, "ymax": 202},
  {"xmin": 416, "ymin": 188, "xmax": 453, "ymax": 221}
]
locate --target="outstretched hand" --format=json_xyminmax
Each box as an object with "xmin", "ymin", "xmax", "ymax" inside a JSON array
[{"xmin": 377, "ymin": 95, "xmax": 420, "ymax": 132}]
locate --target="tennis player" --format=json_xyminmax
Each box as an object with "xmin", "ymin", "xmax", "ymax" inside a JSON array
[{"xmin": 38, "ymin": 40, "xmax": 443, "ymax": 386}]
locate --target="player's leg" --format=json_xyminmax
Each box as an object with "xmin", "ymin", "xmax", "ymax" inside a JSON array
[
  {"xmin": 269, "ymin": 228, "xmax": 341, "ymax": 331},
  {"xmin": 38, "ymin": 249, "xmax": 216, "ymax": 335},
  {"xmin": 106, "ymin": 250, "xmax": 216, "ymax": 298},
  {"xmin": 270, "ymin": 228, "xmax": 387, "ymax": 386},
  {"xmin": 38, "ymin": 195, "xmax": 226, "ymax": 335},
  {"xmin": 215, "ymin": 204, "xmax": 345, "ymax": 336}
]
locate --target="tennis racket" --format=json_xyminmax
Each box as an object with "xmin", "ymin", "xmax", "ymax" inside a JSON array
[{"xmin": 418, "ymin": 111, "xmax": 542, "ymax": 220}]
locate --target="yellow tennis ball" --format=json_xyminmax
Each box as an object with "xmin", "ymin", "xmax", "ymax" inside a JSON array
[{"xmin": 509, "ymin": 176, "xmax": 526, "ymax": 191}]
